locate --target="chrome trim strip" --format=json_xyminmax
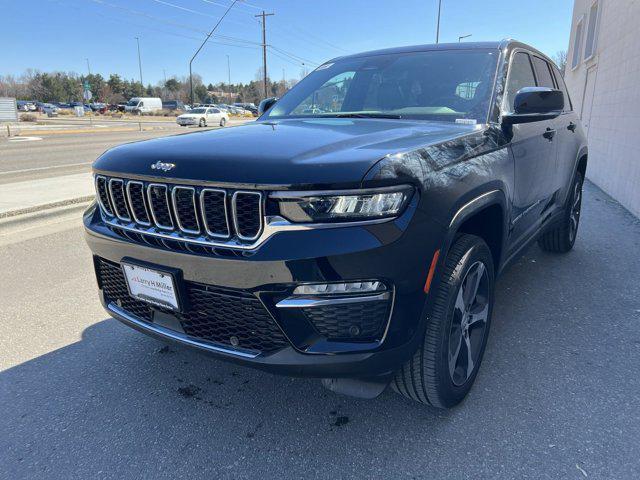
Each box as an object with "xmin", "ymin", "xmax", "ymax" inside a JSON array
[
  {"xmin": 125, "ymin": 180, "xmax": 151, "ymax": 226},
  {"xmin": 147, "ymin": 183, "xmax": 174, "ymax": 230},
  {"xmin": 232, "ymin": 191, "xmax": 263, "ymax": 241},
  {"xmin": 269, "ymin": 184, "xmax": 413, "ymax": 200},
  {"xmin": 171, "ymin": 186, "xmax": 200, "ymax": 235},
  {"xmin": 276, "ymin": 292, "xmax": 391, "ymax": 308},
  {"xmin": 103, "ymin": 214, "xmax": 394, "ymax": 251},
  {"xmin": 95, "ymin": 175, "xmax": 114, "ymax": 217},
  {"xmin": 200, "ymin": 188, "xmax": 231, "ymax": 238},
  {"xmin": 108, "ymin": 178, "xmax": 131, "ymax": 221},
  {"xmin": 106, "ymin": 302, "xmax": 259, "ymax": 359},
  {"xmin": 449, "ymin": 190, "xmax": 500, "ymax": 227}
]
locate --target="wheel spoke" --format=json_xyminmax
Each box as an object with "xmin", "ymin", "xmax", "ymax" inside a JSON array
[
  {"xmin": 464, "ymin": 332, "xmax": 474, "ymax": 380},
  {"xmin": 454, "ymin": 287, "xmax": 466, "ymax": 315},
  {"xmin": 449, "ymin": 328, "xmax": 463, "ymax": 379},
  {"xmin": 463, "ymin": 262, "xmax": 485, "ymax": 308},
  {"xmin": 468, "ymin": 303, "xmax": 489, "ymax": 327}
]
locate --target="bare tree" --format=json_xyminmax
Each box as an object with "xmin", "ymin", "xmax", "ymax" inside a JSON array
[{"xmin": 553, "ymin": 50, "xmax": 568, "ymax": 75}]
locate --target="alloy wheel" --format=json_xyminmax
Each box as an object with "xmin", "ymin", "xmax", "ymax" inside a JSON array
[
  {"xmin": 448, "ymin": 261, "xmax": 490, "ymax": 386},
  {"xmin": 569, "ymin": 179, "xmax": 582, "ymax": 243}
]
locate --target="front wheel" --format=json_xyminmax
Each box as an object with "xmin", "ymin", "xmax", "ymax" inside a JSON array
[
  {"xmin": 393, "ymin": 234, "xmax": 495, "ymax": 408},
  {"xmin": 538, "ymin": 170, "xmax": 583, "ymax": 253},
  {"xmin": 198, "ymin": 118, "xmax": 206, "ymax": 127}
]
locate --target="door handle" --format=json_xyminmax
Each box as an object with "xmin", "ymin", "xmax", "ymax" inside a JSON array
[
  {"xmin": 567, "ymin": 122, "xmax": 577, "ymax": 132},
  {"xmin": 543, "ymin": 128, "xmax": 556, "ymax": 141}
]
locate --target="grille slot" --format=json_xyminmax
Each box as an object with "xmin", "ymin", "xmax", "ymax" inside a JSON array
[
  {"xmin": 172, "ymin": 186, "xmax": 200, "ymax": 234},
  {"xmin": 95, "ymin": 176, "xmax": 113, "ymax": 216},
  {"xmin": 96, "ymin": 258, "xmax": 289, "ymax": 353},
  {"xmin": 233, "ymin": 192, "xmax": 263, "ymax": 240},
  {"xmin": 200, "ymin": 189, "xmax": 230, "ymax": 238},
  {"xmin": 147, "ymin": 184, "xmax": 174, "ymax": 230},
  {"xmin": 126, "ymin": 181, "xmax": 150, "ymax": 225},
  {"xmin": 108, "ymin": 179, "xmax": 131, "ymax": 221},
  {"xmin": 94, "ymin": 175, "xmax": 264, "ymax": 247}
]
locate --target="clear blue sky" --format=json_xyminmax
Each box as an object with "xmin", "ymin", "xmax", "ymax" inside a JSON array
[{"xmin": 2, "ymin": 0, "xmax": 574, "ymax": 85}]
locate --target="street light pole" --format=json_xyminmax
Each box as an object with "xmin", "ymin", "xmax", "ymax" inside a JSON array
[
  {"xmin": 226, "ymin": 54, "xmax": 231, "ymax": 102},
  {"xmin": 86, "ymin": 58, "xmax": 91, "ymax": 76},
  {"xmin": 135, "ymin": 36, "xmax": 143, "ymax": 86},
  {"xmin": 189, "ymin": 0, "xmax": 240, "ymax": 105},
  {"xmin": 458, "ymin": 34, "xmax": 472, "ymax": 42},
  {"xmin": 435, "ymin": 0, "xmax": 442, "ymax": 43}
]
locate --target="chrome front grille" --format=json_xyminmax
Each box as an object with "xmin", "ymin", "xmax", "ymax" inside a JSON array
[{"xmin": 95, "ymin": 175, "xmax": 263, "ymax": 248}]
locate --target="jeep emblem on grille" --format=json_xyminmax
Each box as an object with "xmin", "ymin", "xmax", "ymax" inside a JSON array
[{"xmin": 151, "ymin": 161, "xmax": 176, "ymax": 172}]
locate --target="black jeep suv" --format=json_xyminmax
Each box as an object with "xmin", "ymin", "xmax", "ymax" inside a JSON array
[{"xmin": 84, "ymin": 41, "xmax": 587, "ymax": 408}]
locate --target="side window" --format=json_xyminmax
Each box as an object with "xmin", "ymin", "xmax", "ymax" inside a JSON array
[
  {"xmin": 139, "ymin": 102, "xmax": 144, "ymax": 107},
  {"xmin": 504, "ymin": 52, "xmax": 537, "ymax": 112},
  {"xmin": 551, "ymin": 64, "xmax": 573, "ymax": 112},
  {"xmin": 572, "ymin": 19, "xmax": 584, "ymax": 69},
  {"xmin": 212, "ymin": 108, "xmax": 220, "ymax": 113},
  {"xmin": 532, "ymin": 56, "xmax": 556, "ymax": 88}
]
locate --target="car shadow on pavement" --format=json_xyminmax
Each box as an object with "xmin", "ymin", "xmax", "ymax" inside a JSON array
[{"xmin": 2, "ymin": 181, "xmax": 639, "ymax": 479}]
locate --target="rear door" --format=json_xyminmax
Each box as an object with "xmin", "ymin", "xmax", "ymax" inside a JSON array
[{"xmin": 505, "ymin": 51, "xmax": 558, "ymax": 250}]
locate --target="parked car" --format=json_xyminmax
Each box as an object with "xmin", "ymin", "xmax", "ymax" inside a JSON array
[
  {"xmin": 41, "ymin": 103, "xmax": 59, "ymax": 116},
  {"xmin": 162, "ymin": 100, "xmax": 186, "ymax": 111},
  {"xmin": 85, "ymin": 40, "xmax": 587, "ymax": 408},
  {"xmin": 176, "ymin": 107, "xmax": 228, "ymax": 127},
  {"xmin": 124, "ymin": 97, "xmax": 163, "ymax": 115},
  {"xmin": 17, "ymin": 100, "xmax": 36, "ymax": 111}
]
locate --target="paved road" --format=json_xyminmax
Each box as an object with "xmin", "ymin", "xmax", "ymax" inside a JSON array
[
  {"xmin": 1, "ymin": 182, "xmax": 639, "ymax": 479},
  {"xmin": 0, "ymin": 122, "xmax": 248, "ymax": 185}
]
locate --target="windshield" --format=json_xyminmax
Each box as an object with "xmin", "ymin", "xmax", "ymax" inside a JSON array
[
  {"xmin": 126, "ymin": 100, "xmax": 139, "ymax": 106},
  {"xmin": 265, "ymin": 49, "xmax": 498, "ymax": 123},
  {"xmin": 188, "ymin": 108, "xmax": 207, "ymax": 114}
]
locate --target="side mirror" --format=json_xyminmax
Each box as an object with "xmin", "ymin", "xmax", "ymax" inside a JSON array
[
  {"xmin": 502, "ymin": 87, "xmax": 563, "ymax": 125},
  {"xmin": 258, "ymin": 97, "xmax": 277, "ymax": 116}
]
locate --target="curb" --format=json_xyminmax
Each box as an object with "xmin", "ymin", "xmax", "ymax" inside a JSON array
[{"xmin": 0, "ymin": 196, "xmax": 94, "ymax": 220}]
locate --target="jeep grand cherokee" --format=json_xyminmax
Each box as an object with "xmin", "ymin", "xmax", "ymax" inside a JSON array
[{"xmin": 84, "ymin": 41, "xmax": 587, "ymax": 408}]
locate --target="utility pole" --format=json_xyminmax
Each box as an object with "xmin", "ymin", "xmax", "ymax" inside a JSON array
[
  {"xmin": 135, "ymin": 37, "xmax": 143, "ymax": 86},
  {"xmin": 435, "ymin": 0, "xmax": 442, "ymax": 44},
  {"xmin": 189, "ymin": 0, "xmax": 240, "ymax": 105},
  {"xmin": 86, "ymin": 58, "xmax": 91, "ymax": 76},
  {"xmin": 226, "ymin": 54, "xmax": 231, "ymax": 102},
  {"xmin": 255, "ymin": 10, "xmax": 274, "ymax": 98}
]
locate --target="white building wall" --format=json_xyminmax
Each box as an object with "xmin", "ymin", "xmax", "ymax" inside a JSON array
[{"xmin": 564, "ymin": 0, "xmax": 640, "ymax": 218}]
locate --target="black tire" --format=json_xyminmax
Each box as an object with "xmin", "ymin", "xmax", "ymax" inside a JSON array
[
  {"xmin": 199, "ymin": 118, "xmax": 205, "ymax": 127},
  {"xmin": 538, "ymin": 170, "xmax": 583, "ymax": 253},
  {"xmin": 219, "ymin": 117, "xmax": 226, "ymax": 127},
  {"xmin": 393, "ymin": 234, "xmax": 495, "ymax": 408}
]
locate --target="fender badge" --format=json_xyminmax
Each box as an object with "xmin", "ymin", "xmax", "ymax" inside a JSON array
[{"xmin": 151, "ymin": 161, "xmax": 176, "ymax": 172}]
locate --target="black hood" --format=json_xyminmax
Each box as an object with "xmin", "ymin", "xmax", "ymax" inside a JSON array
[{"xmin": 94, "ymin": 118, "xmax": 478, "ymax": 188}]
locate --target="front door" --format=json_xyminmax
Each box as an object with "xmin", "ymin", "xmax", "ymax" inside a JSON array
[{"xmin": 504, "ymin": 51, "xmax": 559, "ymax": 250}]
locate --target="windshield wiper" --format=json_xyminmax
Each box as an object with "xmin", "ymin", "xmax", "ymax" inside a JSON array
[{"xmin": 329, "ymin": 113, "xmax": 402, "ymax": 119}]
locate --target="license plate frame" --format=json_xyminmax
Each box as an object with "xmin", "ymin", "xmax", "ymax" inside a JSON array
[{"xmin": 121, "ymin": 260, "xmax": 183, "ymax": 312}]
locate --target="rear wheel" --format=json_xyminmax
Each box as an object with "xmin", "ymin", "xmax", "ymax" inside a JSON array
[
  {"xmin": 219, "ymin": 117, "xmax": 227, "ymax": 127},
  {"xmin": 198, "ymin": 118, "xmax": 206, "ymax": 127},
  {"xmin": 393, "ymin": 234, "xmax": 495, "ymax": 408},
  {"xmin": 538, "ymin": 170, "xmax": 583, "ymax": 253}
]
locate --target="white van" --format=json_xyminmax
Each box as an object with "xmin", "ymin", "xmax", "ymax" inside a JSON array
[{"xmin": 124, "ymin": 97, "xmax": 162, "ymax": 114}]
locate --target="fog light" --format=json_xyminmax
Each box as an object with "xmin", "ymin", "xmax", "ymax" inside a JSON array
[{"xmin": 293, "ymin": 281, "xmax": 386, "ymax": 296}]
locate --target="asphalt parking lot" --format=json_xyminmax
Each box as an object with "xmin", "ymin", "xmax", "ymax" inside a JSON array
[{"xmin": 1, "ymin": 181, "xmax": 639, "ymax": 479}]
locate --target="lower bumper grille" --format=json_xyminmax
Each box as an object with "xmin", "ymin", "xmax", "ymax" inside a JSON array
[
  {"xmin": 96, "ymin": 258, "xmax": 289, "ymax": 353},
  {"xmin": 302, "ymin": 300, "xmax": 390, "ymax": 341}
]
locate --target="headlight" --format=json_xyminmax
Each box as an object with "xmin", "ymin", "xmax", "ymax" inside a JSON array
[{"xmin": 272, "ymin": 185, "xmax": 413, "ymax": 223}]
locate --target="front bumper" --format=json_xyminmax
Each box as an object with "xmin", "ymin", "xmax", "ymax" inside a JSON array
[{"xmin": 84, "ymin": 199, "xmax": 445, "ymax": 378}]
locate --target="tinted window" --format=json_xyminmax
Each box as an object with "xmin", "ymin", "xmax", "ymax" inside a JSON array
[
  {"xmin": 504, "ymin": 52, "xmax": 537, "ymax": 112},
  {"xmin": 532, "ymin": 56, "xmax": 556, "ymax": 88},
  {"xmin": 551, "ymin": 64, "xmax": 573, "ymax": 112},
  {"xmin": 212, "ymin": 109, "xmax": 220, "ymax": 113},
  {"xmin": 266, "ymin": 49, "xmax": 499, "ymax": 123}
]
